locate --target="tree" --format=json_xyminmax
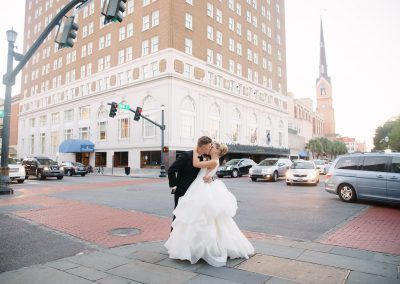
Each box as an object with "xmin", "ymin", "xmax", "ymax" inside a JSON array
[{"xmin": 373, "ymin": 116, "xmax": 400, "ymax": 151}]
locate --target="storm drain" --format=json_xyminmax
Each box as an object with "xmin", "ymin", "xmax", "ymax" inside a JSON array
[{"xmin": 109, "ymin": 228, "xmax": 141, "ymax": 237}]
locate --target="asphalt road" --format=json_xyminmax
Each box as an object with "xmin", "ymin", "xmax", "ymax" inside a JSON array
[
  {"xmin": 0, "ymin": 174, "xmax": 370, "ymax": 272},
  {"xmin": 18, "ymin": 174, "xmax": 368, "ymax": 241}
]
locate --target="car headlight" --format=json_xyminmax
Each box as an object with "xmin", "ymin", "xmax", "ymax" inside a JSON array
[
  {"xmin": 20, "ymin": 166, "xmax": 25, "ymax": 174},
  {"xmin": 286, "ymin": 171, "xmax": 293, "ymax": 178},
  {"xmin": 44, "ymin": 166, "xmax": 49, "ymax": 171},
  {"xmin": 226, "ymin": 166, "xmax": 232, "ymax": 170},
  {"xmin": 249, "ymin": 168, "xmax": 253, "ymax": 174},
  {"xmin": 60, "ymin": 166, "xmax": 64, "ymax": 171}
]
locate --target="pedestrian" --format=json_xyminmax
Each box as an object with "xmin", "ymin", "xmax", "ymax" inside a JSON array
[{"xmin": 165, "ymin": 139, "xmax": 254, "ymax": 267}]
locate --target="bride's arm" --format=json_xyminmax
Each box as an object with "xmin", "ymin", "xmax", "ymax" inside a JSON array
[{"xmin": 193, "ymin": 147, "xmax": 218, "ymax": 169}]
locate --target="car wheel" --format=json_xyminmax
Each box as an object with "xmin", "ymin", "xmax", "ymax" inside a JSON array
[
  {"xmin": 17, "ymin": 179, "xmax": 24, "ymax": 184},
  {"xmin": 251, "ymin": 177, "xmax": 257, "ymax": 182},
  {"xmin": 37, "ymin": 171, "xmax": 45, "ymax": 180},
  {"xmin": 57, "ymin": 176, "xmax": 63, "ymax": 180},
  {"xmin": 67, "ymin": 170, "xmax": 73, "ymax": 176},
  {"xmin": 217, "ymin": 175, "xmax": 223, "ymax": 178},
  {"xmin": 81, "ymin": 174, "xmax": 86, "ymax": 177},
  {"xmin": 286, "ymin": 182, "xmax": 291, "ymax": 186},
  {"xmin": 231, "ymin": 169, "xmax": 238, "ymax": 178},
  {"xmin": 338, "ymin": 184, "xmax": 357, "ymax": 203},
  {"xmin": 272, "ymin": 171, "xmax": 278, "ymax": 182}
]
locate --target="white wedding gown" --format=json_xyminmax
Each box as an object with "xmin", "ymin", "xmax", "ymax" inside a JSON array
[{"xmin": 164, "ymin": 163, "xmax": 254, "ymax": 267}]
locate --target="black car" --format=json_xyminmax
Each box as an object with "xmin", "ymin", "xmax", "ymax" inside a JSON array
[
  {"xmin": 60, "ymin": 161, "xmax": 88, "ymax": 176},
  {"xmin": 22, "ymin": 157, "xmax": 63, "ymax": 180},
  {"xmin": 216, "ymin": 158, "xmax": 257, "ymax": 178}
]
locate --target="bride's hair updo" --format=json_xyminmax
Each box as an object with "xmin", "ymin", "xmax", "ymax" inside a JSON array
[{"xmin": 214, "ymin": 142, "xmax": 228, "ymax": 157}]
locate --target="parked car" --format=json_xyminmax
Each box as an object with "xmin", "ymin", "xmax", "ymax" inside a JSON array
[
  {"xmin": 22, "ymin": 157, "xmax": 64, "ymax": 180},
  {"xmin": 216, "ymin": 158, "xmax": 257, "ymax": 178},
  {"xmin": 325, "ymin": 153, "xmax": 400, "ymax": 203},
  {"xmin": 286, "ymin": 160, "xmax": 320, "ymax": 186},
  {"xmin": 60, "ymin": 161, "xmax": 88, "ymax": 176},
  {"xmin": 249, "ymin": 158, "xmax": 292, "ymax": 182},
  {"xmin": 0, "ymin": 157, "xmax": 25, "ymax": 183},
  {"xmin": 313, "ymin": 159, "xmax": 329, "ymax": 175}
]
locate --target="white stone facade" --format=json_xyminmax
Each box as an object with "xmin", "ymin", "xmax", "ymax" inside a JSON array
[{"xmin": 17, "ymin": 49, "xmax": 289, "ymax": 169}]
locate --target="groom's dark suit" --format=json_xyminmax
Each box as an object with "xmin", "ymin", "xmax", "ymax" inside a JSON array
[{"xmin": 168, "ymin": 150, "xmax": 202, "ymax": 209}]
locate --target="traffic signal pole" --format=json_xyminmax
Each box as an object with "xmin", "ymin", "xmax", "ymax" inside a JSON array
[
  {"xmin": 107, "ymin": 103, "xmax": 167, "ymax": 177},
  {"xmin": 1, "ymin": 0, "xmax": 90, "ymax": 194}
]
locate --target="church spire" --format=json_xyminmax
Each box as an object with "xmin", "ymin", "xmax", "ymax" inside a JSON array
[{"xmin": 319, "ymin": 19, "xmax": 330, "ymax": 82}]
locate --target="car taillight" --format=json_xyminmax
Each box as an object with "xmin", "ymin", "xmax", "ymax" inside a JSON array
[{"xmin": 326, "ymin": 172, "xmax": 332, "ymax": 179}]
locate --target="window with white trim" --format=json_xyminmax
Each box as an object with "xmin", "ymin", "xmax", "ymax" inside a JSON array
[
  {"xmin": 185, "ymin": 13, "xmax": 192, "ymax": 30},
  {"xmin": 185, "ymin": 38, "xmax": 192, "ymax": 54}
]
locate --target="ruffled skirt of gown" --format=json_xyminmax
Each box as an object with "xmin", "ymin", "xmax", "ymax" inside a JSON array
[{"xmin": 164, "ymin": 178, "xmax": 254, "ymax": 267}]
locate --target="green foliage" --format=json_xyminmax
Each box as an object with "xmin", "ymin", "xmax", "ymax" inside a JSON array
[{"xmin": 373, "ymin": 117, "xmax": 400, "ymax": 151}]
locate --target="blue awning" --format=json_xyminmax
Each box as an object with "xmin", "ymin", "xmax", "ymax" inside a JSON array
[
  {"xmin": 298, "ymin": 150, "xmax": 309, "ymax": 157},
  {"xmin": 59, "ymin": 139, "xmax": 95, "ymax": 153}
]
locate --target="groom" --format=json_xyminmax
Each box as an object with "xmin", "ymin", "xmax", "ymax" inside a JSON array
[{"xmin": 168, "ymin": 136, "xmax": 213, "ymax": 209}]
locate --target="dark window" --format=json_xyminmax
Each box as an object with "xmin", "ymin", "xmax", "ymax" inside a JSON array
[
  {"xmin": 95, "ymin": 152, "xmax": 107, "ymax": 167},
  {"xmin": 390, "ymin": 156, "xmax": 400, "ymax": 173},
  {"xmin": 361, "ymin": 156, "xmax": 389, "ymax": 172},
  {"xmin": 114, "ymin": 151, "xmax": 128, "ymax": 167},
  {"xmin": 335, "ymin": 156, "xmax": 360, "ymax": 170}
]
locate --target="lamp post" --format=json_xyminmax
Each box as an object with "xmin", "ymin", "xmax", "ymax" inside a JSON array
[
  {"xmin": 159, "ymin": 105, "xmax": 167, "ymax": 177},
  {"xmin": 0, "ymin": 29, "xmax": 18, "ymax": 195}
]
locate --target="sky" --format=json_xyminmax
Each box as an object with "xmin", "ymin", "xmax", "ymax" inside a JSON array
[{"xmin": 1, "ymin": 0, "xmax": 399, "ymax": 150}]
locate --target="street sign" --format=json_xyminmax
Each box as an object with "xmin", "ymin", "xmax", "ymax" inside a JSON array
[
  {"xmin": 0, "ymin": 110, "xmax": 4, "ymax": 118},
  {"xmin": 118, "ymin": 103, "xmax": 130, "ymax": 110}
]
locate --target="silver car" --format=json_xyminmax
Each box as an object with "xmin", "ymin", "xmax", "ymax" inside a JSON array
[
  {"xmin": 325, "ymin": 153, "xmax": 400, "ymax": 203},
  {"xmin": 249, "ymin": 158, "xmax": 292, "ymax": 182},
  {"xmin": 286, "ymin": 161, "xmax": 320, "ymax": 186}
]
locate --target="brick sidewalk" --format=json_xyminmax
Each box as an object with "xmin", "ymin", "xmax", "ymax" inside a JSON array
[{"xmin": 319, "ymin": 206, "xmax": 400, "ymax": 255}]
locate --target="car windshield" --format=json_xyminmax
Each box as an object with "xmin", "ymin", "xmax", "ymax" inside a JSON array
[
  {"xmin": 37, "ymin": 159, "xmax": 57, "ymax": 165},
  {"xmin": 291, "ymin": 162, "xmax": 315, "ymax": 169},
  {"xmin": 72, "ymin": 162, "xmax": 84, "ymax": 166},
  {"xmin": 258, "ymin": 159, "xmax": 278, "ymax": 166},
  {"xmin": 225, "ymin": 159, "xmax": 240, "ymax": 165},
  {"xmin": 313, "ymin": 160, "xmax": 324, "ymax": 165}
]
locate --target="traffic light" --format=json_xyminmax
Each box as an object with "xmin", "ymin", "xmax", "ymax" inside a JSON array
[
  {"xmin": 102, "ymin": 0, "xmax": 127, "ymax": 23},
  {"xmin": 162, "ymin": 146, "xmax": 169, "ymax": 153},
  {"xmin": 134, "ymin": 107, "xmax": 142, "ymax": 121},
  {"xmin": 57, "ymin": 16, "xmax": 79, "ymax": 48},
  {"xmin": 109, "ymin": 102, "xmax": 118, "ymax": 118}
]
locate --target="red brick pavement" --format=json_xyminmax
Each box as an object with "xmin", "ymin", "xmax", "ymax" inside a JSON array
[
  {"xmin": 13, "ymin": 196, "xmax": 171, "ymax": 248},
  {"xmin": 319, "ymin": 206, "xmax": 400, "ymax": 255}
]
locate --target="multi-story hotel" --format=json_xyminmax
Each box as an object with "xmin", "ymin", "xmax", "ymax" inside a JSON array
[{"xmin": 18, "ymin": 0, "xmax": 289, "ymax": 169}]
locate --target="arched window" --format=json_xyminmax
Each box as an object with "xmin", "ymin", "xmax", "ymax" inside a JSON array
[
  {"xmin": 180, "ymin": 97, "xmax": 196, "ymax": 139},
  {"xmin": 97, "ymin": 105, "xmax": 108, "ymax": 141},
  {"xmin": 142, "ymin": 96, "xmax": 157, "ymax": 138},
  {"xmin": 208, "ymin": 103, "xmax": 221, "ymax": 141},
  {"xmin": 249, "ymin": 113, "xmax": 257, "ymax": 144},
  {"xmin": 232, "ymin": 108, "xmax": 241, "ymax": 143}
]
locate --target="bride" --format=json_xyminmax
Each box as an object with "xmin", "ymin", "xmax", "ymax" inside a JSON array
[{"xmin": 164, "ymin": 142, "xmax": 254, "ymax": 267}]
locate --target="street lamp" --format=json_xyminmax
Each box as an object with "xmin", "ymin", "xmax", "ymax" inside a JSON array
[
  {"xmin": 0, "ymin": 29, "xmax": 18, "ymax": 195},
  {"xmin": 159, "ymin": 105, "xmax": 167, "ymax": 177}
]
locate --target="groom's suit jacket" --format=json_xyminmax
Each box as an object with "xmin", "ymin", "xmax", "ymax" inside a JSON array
[{"xmin": 168, "ymin": 150, "xmax": 202, "ymax": 207}]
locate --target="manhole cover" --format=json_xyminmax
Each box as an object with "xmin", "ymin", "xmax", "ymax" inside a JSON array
[{"xmin": 109, "ymin": 228, "xmax": 141, "ymax": 237}]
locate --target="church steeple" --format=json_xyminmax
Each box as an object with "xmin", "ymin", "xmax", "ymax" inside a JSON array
[{"xmin": 319, "ymin": 19, "xmax": 330, "ymax": 83}]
